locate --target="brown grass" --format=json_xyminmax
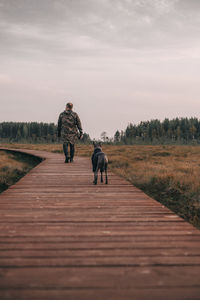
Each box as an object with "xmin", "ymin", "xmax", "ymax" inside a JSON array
[
  {"xmin": 1, "ymin": 143, "xmax": 200, "ymax": 227},
  {"xmin": 0, "ymin": 150, "xmax": 41, "ymax": 192}
]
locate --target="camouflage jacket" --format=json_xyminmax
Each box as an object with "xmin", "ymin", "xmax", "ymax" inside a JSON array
[{"xmin": 57, "ymin": 110, "xmax": 83, "ymax": 144}]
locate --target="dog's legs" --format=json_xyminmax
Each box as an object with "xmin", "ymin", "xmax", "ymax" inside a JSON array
[
  {"xmin": 93, "ymin": 168, "xmax": 98, "ymax": 185},
  {"xmin": 101, "ymin": 172, "xmax": 103, "ymax": 183},
  {"xmin": 105, "ymin": 171, "xmax": 108, "ymax": 184},
  {"xmin": 94, "ymin": 172, "xmax": 98, "ymax": 185},
  {"xmin": 93, "ymin": 157, "xmax": 102, "ymax": 185},
  {"xmin": 105, "ymin": 164, "xmax": 108, "ymax": 184},
  {"xmin": 93, "ymin": 172, "xmax": 96, "ymax": 184}
]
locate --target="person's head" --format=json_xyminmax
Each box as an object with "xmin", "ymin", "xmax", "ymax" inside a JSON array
[{"xmin": 66, "ymin": 102, "xmax": 73, "ymax": 111}]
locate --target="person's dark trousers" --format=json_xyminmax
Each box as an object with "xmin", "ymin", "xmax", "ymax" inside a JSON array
[{"xmin": 63, "ymin": 143, "xmax": 75, "ymax": 162}]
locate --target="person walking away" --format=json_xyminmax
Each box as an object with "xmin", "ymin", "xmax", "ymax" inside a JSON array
[{"xmin": 57, "ymin": 102, "xmax": 83, "ymax": 163}]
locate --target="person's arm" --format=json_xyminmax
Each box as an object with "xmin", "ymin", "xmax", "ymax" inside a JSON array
[
  {"xmin": 76, "ymin": 113, "xmax": 83, "ymax": 138},
  {"xmin": 57, "ymin": 114, "xmax": 62, "ymax": 137}
]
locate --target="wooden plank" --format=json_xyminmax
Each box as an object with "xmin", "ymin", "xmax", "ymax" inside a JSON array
[
  {"xmin": 1, "ymin": 289, "xmax": 200, "ymax": 300},
  {"xmin": 1, "ymin": 256, "xmax": 200, "ymax": 267},
  {"xmin": 0, "ymin": 246, "xmax": 200, "ymax": 258},
  {"xmin": 0, "ymin": 266, "xmax": 200, "ymax": 288}
]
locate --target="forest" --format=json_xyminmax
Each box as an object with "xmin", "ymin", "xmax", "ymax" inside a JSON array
[
  {"xmin": 0, "ymin": 122, "xmax": 91, "ymax": 143},
  {"xmin": 1, "ymin": 117, "xmax": 200, "ymax": 144},
  {"xmin": 114, "ymin": 117, "xmax": 200, "ymax": 144}
]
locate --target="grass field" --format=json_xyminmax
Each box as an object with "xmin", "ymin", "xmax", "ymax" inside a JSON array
[
  {"xmin": 1, "ymin": 143, "xmax": 200, "ymax": 228},
  {"xmin": 0, "ymin": 150, "xmax": 42, "ymax": 193}
]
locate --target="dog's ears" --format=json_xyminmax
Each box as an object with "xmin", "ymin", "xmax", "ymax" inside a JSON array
[{"xmin": 93, "ymin": 141, "xmax": 102, "ymax": 147}]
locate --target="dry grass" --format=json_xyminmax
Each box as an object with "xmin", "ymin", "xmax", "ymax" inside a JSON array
[
  {"xmin": 0, "ymin": 143, "xmax": 63, "ymax": 153},
  {"xmin": 0, "ymin": 151, "xmax": 28, "ymax": 169},
  {"xmin": 102, "ymin": 145, "xmax": 200, "ymax": 228},
  {"xmin": 1, "ymin": 143, "xmax": 200, "ymax": 227},
  {"xmin": 0, "ymin": 150, "xmax": 41, "ymax": 192}
]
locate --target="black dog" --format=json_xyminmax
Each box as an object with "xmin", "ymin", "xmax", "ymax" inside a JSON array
[{"xmin": 91, "ymin": 142, "xmax": 108, "ymax": 185}]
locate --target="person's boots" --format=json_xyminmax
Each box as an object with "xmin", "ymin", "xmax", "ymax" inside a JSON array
[
  {"xmin": 70, "ymin": 157, "xmax": 73, "ymax": 163},
  {"xmin": 65, "ymin": 157, "xmax": 69, "ymax": 163}
]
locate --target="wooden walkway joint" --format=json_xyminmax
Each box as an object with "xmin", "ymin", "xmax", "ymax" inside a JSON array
[{"xmin": 0, "ymin": 149, "xmax": 200, "ymax": 300}]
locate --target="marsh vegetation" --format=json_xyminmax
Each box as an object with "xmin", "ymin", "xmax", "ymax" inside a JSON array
[
  {"xmin": 1, "ymin": 144, "xmax": 200, "ymax": 228},
  {"xmin": 0, "ymin": 150, "xmax": 42, "ymax": 193}
]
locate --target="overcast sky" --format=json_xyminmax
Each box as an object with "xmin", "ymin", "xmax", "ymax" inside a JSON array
[{"xmin": 0, "ymin": 0, "xmax": 200, "ymax": 138}]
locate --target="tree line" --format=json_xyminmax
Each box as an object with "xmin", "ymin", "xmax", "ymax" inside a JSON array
[
  {"xmin": 0, "ymin": 122, "xmax": 91, "ymax": 143},
  {"xmin": 1, "ymin": 118, "xmax": 200, "ymax": 145},
  {"xmin": 113, "ymin": 118, "xmax": 200, "ymax": 144}
]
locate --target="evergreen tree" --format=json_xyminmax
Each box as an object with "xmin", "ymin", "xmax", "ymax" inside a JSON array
[
  {"xmin": 115, "ymin": 117, "xmax": 200, "ymax": 145},
  {"xmin": 0, "ymin": 122, "xmax": 90, "ymax": 144},
  {"xmin": 114, "ymin": 130, "xmax": 120, "ymax": 143}
]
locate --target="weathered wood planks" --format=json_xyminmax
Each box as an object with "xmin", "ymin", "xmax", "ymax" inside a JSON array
[{"xmin": 0, "ymin": 148, "xmax": 200, "ymax": 300}]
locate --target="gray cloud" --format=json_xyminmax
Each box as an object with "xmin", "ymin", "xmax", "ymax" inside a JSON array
[
  {"xmin": 1, "ymin": 0, "xmax": 200, "ymax": 58},
  {"xmin": 1, "ymin": 0, "xmax": 200, "ymax": 138}
]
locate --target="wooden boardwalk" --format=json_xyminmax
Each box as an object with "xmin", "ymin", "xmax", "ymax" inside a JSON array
[{"xmin": 0, "ymin": 149, "xmax": 200, "ymax": 300}]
